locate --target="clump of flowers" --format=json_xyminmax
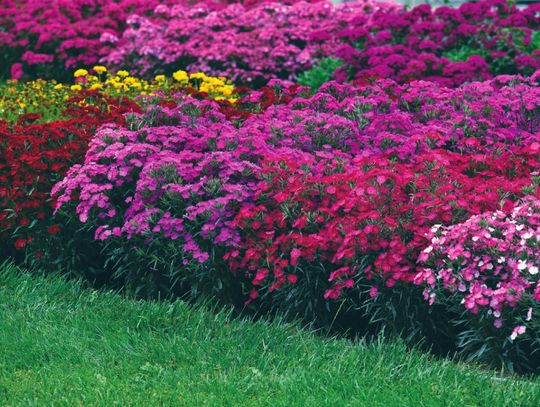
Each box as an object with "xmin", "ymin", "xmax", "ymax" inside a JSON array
[
  {"xmin": 51, "ymin": 98, "xmax": 259, "ymax": 264},
  {"xmin": 0, "ymin": 91, "xmax": 141, "ymax": 258},
  {"xmin": 415, "ymin": 194, "xmax": 540, "ymax": 370},
  {"xmin": 72, "ymin": 67, "xmax": 237, "ymax": 101},
  {"xmin": 417, "ymin": 194, "xmax": 540, "ymax": 333},
  {"xmin": 104, "ymin": 0, "xmax": 540, "ymax": 87},
  {"xmin": 104, "ymin": 0, "xmax": 396, "ymax": 86},
  {"xmin": 328, "ymin": 0, "xmax": 540, "ymax": 86}
]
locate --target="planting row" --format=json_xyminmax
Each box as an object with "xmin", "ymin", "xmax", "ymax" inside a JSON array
[
  {"xmin": 2, "ymin": 0, "xmax": 540, "ymax": 86},
  {"xmin": 2, "ymin": 68, "xmax": 540, "ymax": 371}
]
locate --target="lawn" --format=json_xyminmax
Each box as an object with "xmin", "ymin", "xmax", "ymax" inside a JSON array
[{"xmin": 0, "ymin": 261, "xmax": 539, "ymax": 406}]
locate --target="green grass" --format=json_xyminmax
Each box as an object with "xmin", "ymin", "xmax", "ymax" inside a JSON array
[{"xmin": 1, "ymin": 262, "xmax": 539, "ymax": 406}]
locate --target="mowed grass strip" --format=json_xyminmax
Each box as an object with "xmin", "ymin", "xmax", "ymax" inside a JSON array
[{"xmin": 0, "ymin": 262, "xmax": 539, "ymax": 406}]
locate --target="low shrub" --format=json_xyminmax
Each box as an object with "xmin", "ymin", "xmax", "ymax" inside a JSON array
[{"xmin": 417, "ymin": 194, "xmax": 540, "ymax": 371}]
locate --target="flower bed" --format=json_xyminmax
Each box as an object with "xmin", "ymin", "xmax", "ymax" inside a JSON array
[
  {"xmin": 105, "ymin": 0, "xmax": 539, "ymax": 86},
  {"xmin": 3, "ymin": 0, "xmax": 540, "ymax": 374},
  {"xmin": 44, "ymin": 72, "xmax": 540, "ymax": 370}
]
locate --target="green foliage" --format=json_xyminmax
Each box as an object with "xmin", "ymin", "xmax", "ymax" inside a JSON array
[
  {"xmin": 442, "ymin": 294, "xmax": 540, "ymax": 374},
  {"xmin": 33, "ymin": 208, "xmax": 245, "ymax": 305},
  {"xmin": 297, "ymin": 58, "xmax": 343, "ymax": 91},
  {"xmin": 508, "ymin": 28, "xmax": 540, "ymax": 55},
  {"xmin": 442, "ymin": 28, "xmax": 540, "ymax": 76},
  {"xmin": 1, "ymin": 262, "xmax": 540, "ymax": 405},
  {"xmin": 443, "ymin": 46, "xmax": 487, "ymax": 63},
  {"xmin": 530, "ymin": 31, "xmax": 540, "ymax": 53}
]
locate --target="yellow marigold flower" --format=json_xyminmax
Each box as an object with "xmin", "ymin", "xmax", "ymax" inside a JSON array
[
  {"xmin": 189, "ymin": 72, "xmax": 207, "ymax": 80},
  {"xmin": 18, "ymin": 102, "xmax": 26, "ymax": 108},
  {"xmin": 199, "ymin": 83, "xmax": 211, "ymax": 93},
  {"xmin": 173, "ymin": 70, "xmax": 188, "ymax": 82},
  {"xmin": 93, "ymin": 65, "xmax": 107, "ymax": 74},
  {"xmin": 74, "ymin": 69, "xmax": 88, "ymax": 78},
  {"xmin": 206, "ymin": 77, "xmax": 224, "ymax": 86},
  {"xmin": 54, "ymin": 84, "xmax": 63, "ymax": 90},
  {"xmin": 124, "ymin": 77, "xmax": 137, "ymax": 85},
  {"xmin": 70, "ymin": 84, "xmax": 82, "ymax": 91},
  {"xmin": 116, "ymin": 70, "xmax": 129, "ymax": 77},
  {"xmin": 155, "ymin": 74, "xmax": 166, "ymax": 82},
  {"xmin": 221, "ymin": 85, "xmax": 234, "ymax": 96},
  {"xmin": 90, "ymin": 83, "xmax": 102, "ymax": 90}
]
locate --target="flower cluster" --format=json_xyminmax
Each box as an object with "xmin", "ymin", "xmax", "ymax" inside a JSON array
[
  {"xmin": 0, "ymin": 92, "xmax": 141, "ymax": 255},
  {"xmin": 104, "ymin": 0, "xmax": 540, "ymax": 86},
  {"xmin": 52, "ymin": 98, "xmax": 262, "ymax": 263},
  {"xmin": 73, "ymin": 67, "xmax": 237, "ymax": 101},
  {"xmin": 417, "ymin": 195, "xmax": 540, "ymax": 336},
  {"xmin": 0, "ymin": 0, "xmax": 331, "ymax": 81},
  {"xmin": 330, "ymin": 0, "xmax": 540, "ymax": 86},
  {"xmin": 103, "ymin": 0, "xmax": 396, "ymax": 86}
]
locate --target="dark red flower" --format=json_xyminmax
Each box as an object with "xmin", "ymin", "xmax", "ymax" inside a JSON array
[
  {"xmin": 47, "ymin": 224, "xmax": 61, "ymax": 235},
  {"xmin": 14, "ymin": 239, "xmax": 27, "ymax": 250}
]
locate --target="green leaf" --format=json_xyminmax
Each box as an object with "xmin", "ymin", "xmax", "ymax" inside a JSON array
[{"xmin": 297, "ymin": 58, "xmax": 343, "ymax": 91}]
